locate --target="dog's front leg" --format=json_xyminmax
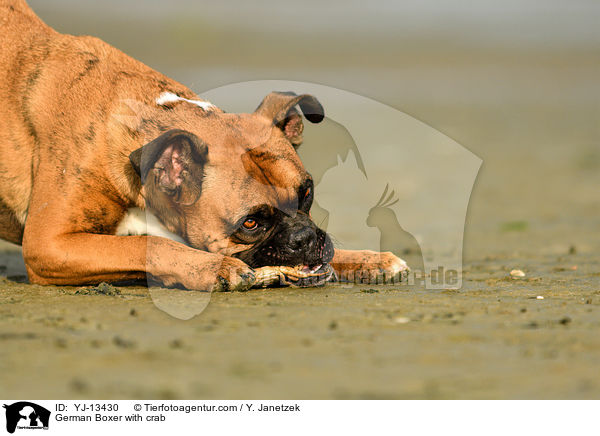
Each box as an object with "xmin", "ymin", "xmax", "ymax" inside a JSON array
[
  {"xmin": 22, "ymin": 231, "xmax": 255, "ymax": 292},
  {"xmin": 330, "ymin": 249, "xmax": 409, "ymax": 284}
]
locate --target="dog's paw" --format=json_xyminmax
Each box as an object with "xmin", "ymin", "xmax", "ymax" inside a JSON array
[
  {"xmin": 213, "ymin": 257, "xmax": 256, "ymax": 292},
  {"xmin": 333, "ymin": 250, "xmax": 409, "ymax": 284},
  {"xmin": 361, "ymin": 251, "xmax": 409, "ymax": 284},
  {"xmin": 378, "ymin": 251, "xmax": 410, "ymax": 280}
]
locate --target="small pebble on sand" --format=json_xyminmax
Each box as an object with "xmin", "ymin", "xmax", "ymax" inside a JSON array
[
  {"xmin": 536, "ymin": 296, "xmax": 544, "ymax": 300},
  {"xmin": 169, "ymin": 339, "xmax": 183, "ymax": 349},
  {"xmin": 559, "ymin": 316, "xmax": 572, "ymax": 325},
  {"xmin": 394, "ymin": 317, "xmax": 411, "ymax": 324},
  {"xmin": 510, "ymin": 269, "xmax": 526, "ymax": 277}
]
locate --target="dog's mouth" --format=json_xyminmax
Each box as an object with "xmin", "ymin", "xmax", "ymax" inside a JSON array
[
  {"xmin": 287, "ymin": 263, "xmax": 336, "ymax": 287},
  {"xmin": 300, "ymin": 264, "xmax": 326, "ymax": 274},
  {"xmin": 253, "ymin": 263, "xmax": 336, "ymax": 288},
  {"xmin": 294, "ymin": 263, "xmax": 336, "ymax": 286},
  {"xmin": 233, "ymin": 226, "xmax": 335, "ymax": 271}
]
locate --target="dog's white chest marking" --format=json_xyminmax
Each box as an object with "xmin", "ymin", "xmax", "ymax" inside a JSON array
[
  {"xmin": 16, "ymin": 211, "xmax": 28, "ymax": 225},
  {"xmin": 156, "ymin": 92, "xmax": 214, "ymax": 111},
  {"xmin": 115, "ymin": 207, "xmax": 186, "ymax": 244}
]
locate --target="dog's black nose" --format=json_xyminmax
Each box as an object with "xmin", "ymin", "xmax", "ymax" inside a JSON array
[{"xmin": 289, "ymin": 227, "xmax": 316, "ymax": 251}]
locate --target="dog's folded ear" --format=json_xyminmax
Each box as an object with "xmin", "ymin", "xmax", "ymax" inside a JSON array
[
  {"xmin": 255, "ymin": 92, "xmax": 324, "ymax": 147},
  {"xmin": 129, "ymin": 129, "xmax": 207, "ymax": 205}
]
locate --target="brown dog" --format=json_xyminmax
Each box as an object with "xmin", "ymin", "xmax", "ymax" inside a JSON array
[{"xmin": 0, "ymin": 0, "xmax": 408, "ymax": 291}]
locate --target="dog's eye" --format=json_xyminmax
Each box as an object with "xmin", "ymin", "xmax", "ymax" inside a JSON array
[
  {"xmin": 242, "ymin": 218, "xmax": 258, "ymax": 230},
  {"xmin": 299, "ymin": 181, "xmax": 313, "ymax": 212}
]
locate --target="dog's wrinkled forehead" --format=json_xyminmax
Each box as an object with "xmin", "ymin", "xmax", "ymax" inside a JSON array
[
  {"xmin": 126, "ymin": 91, "xmax": 324, "ymax": 254},
  {"xmin": 203, "ymin": 135, "xmax": 308, "ymax": 222},
  {"xmin": 194, "ymin": 110, "xmax": 308, "ymax": 212}
]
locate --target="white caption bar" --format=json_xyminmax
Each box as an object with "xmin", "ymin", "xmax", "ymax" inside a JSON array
[{"xmin": 1, "ymin": 400, "xmax": 597, "ymax": 436}]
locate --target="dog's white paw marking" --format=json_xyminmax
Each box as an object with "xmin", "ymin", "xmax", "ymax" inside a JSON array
[
  {"xmin": 156, "ymin": 92, "xmax": 214, "ymax": 111},
  {"xmin": 116, "ymin": 207, "xmax": 187, "ymax": 244},
  {"xmin": 381, "ymin": 252, "xmax": 410, "ymax": 275}
]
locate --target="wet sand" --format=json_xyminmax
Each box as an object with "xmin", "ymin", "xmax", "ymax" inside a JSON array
[{"xmin": 1, "ymin": 245, "xmax": 599, "ymax": 399}]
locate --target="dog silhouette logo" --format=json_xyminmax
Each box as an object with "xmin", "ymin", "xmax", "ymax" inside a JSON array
[{"xmin": 3, "ymin": 402, "xmax": 50, "ymax": 434}]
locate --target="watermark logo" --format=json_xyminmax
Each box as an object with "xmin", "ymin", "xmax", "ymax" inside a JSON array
[
  {"xmin": 115, "ymin": 80, "xmax": 481, "ymax": 319},
  {"xmin": 3, "ymin": 402, "xmax": 50, "ymax": 434}
]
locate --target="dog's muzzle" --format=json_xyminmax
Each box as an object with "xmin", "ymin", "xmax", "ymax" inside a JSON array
[{"xmin": 233, "ymin": 210, "xmax": 335, "ymax": 275}]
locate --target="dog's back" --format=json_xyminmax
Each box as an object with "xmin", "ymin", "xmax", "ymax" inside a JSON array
[
  {"xmin": 0, "ymin": 1, "xmax": 55, "ymax": 243},
  {"xmin": 0, "ymin": 1, "xmax": 140, "ymax": 243},
  {"xmin": 0, "ymin": 0, "xmax": 39, "ymax": 21},
  {"xmin": 0, "ymin": 1, "xmax": 191, "ymax": 245}
]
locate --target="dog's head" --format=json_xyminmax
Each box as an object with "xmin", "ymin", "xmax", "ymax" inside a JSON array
[{"xmin": 128, "ymin": 91, "xmax": 334, "ymax": 270}]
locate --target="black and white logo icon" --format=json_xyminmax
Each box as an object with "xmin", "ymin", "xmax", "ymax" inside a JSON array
[{"xmin": 3, "ymin": 402, "xmax": 50, "ymax": 434}]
